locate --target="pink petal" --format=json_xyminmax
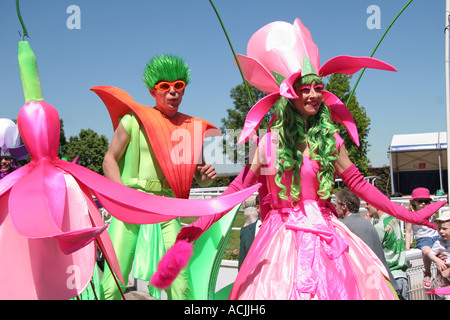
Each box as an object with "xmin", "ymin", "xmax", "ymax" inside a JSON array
[
  {"xmin": 9, "ymin": 161, "xmax": 65, "ymax": 238},
  {"xmin": 0, "ymin": 164, "xmax": 32, "ymax": 197},
  {"xmin": 280, "ymin": 71, "xmax": 302, "ymax": 99},
  {"xmin": 292, "ymin": 18, "xmax": 320, "ymax": 72},
  {"xmin": 236, "ymin": 55, "xmax": 279, "ymax": 94},
  {"xmin": 0, "ymin": 202, "xmax": 95, "ymax": 299},
  {"xmin": 323, "ymin": 90, "xmax": 360, "ymax": 146},
  {"xmin": 17, "ymin": 101, "xmax": 60, "ymax": 161},
  {"xmin": 246, "ymin": 20, "xmax": 303, "ymax": 77},
  {"xmin": 238, "ymin": 92, "xmax": 281, "ymax": 145},
  {"xmin": 319, "ymin": 55, "xmax": 397, "ymax": 77}
]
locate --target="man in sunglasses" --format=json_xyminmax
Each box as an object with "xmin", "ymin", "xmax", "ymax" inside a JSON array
[{"xmin": 94, "ymin": 54, "xmax": 221, "ymax": 300}]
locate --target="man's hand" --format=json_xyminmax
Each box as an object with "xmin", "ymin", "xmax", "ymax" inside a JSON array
[{"xmin": 195, "ymin": 163, "xmax": 217, "ymax": 187}]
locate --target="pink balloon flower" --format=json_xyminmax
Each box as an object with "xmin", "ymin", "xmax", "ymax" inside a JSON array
[{"xmin": 0, "ymin": 101, "xmax": 259, "ymax": 299}]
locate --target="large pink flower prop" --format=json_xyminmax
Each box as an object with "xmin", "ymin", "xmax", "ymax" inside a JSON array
[
  {"xmin": 236, "ymin": 19, "xmax": 397, "ymax": 145},
  {"xmin": 0, "ymin": 101, "xmax": 259, "ymax": 299}
]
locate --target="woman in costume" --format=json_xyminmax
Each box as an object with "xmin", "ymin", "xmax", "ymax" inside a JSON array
[{"xmin": 175, "ymin": 19, "xmax": 446, "ymax": 300}]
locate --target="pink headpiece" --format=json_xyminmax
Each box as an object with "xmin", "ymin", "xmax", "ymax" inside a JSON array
[{"xmin": 236, "ymin": 19, "xmax": 397, "ymax": 146}]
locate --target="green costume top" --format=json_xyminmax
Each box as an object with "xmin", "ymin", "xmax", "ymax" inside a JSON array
[
  {"xmin": 119, "ymin": 113, "xmax": 174, "ymax": 197},
  {"xmin": 374, "ymin": 214, "xmax": 408, "ymax": 278}
]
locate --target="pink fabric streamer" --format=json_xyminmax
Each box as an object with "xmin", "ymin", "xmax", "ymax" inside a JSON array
[{"xmin": 150, "ymin": 240, "xmax": 193, "ymax": 289}]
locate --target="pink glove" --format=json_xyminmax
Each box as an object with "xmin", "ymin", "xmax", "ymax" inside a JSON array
[
  {"xmin": 339, "ymin": 164, "xmax": 445, "ymax": 230},
  {"xmin": 177, "ymin": 167, "xmax": 259, "ymax": 242}
]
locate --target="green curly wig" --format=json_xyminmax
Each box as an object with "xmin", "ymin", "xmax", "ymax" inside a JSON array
[
  {"xmin": 270, "ymin": 74, "xmax": 338, "ymax": 202},
  {"xmin": 142, "ymin": 54, "xmax": 191, "ymax": 89}
]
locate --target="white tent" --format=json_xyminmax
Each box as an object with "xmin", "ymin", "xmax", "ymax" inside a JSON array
[{"xmin": 389, "ymin": 132, "xmax": 447, "ymax": 195}]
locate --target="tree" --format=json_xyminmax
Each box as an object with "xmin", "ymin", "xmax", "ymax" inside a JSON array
[
  {"xmin": 324, "ymin": 74, "xmax": 371, "ymax": 175},
  {"xmin": 58, "ymin": 119, "xmax": 67, "ymax": 159},
  {"xmin": 62, "ymin": 129, "xmax": 109, "ymax": 175},
  {"xmin": 220, "ymin": 82, "xmax": 268, "ymax": 131},
  {"xmin": 220, "ymin": 82, "xmax": 271, "ymax": 163}
]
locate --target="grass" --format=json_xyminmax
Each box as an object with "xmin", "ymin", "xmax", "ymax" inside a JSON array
[{"xmin": 180, "ymin": 208, "xmax": 246, "ymax": 261}]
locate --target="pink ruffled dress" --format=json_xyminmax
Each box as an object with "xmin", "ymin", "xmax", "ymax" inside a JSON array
[{"xmin": 229, "ymin": 134, "xmax": 397, "ymax": 300}]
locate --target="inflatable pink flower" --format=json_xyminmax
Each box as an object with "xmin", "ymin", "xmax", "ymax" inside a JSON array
[
  {"xmin": 236, "ymin": 18, "xmax": 397, "ymax": 145},
  {"xmin": 0, "ymin": 100, "xmax": 258, "ymax": 299}
]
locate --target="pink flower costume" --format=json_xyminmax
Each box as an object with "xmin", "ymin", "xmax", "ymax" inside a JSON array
[
  {"xmin": 230, "ymin": 133, "xmax": 395, "ymax": 299},
  {"xmin": 173, "ymin": 19, "xmax": 445, "ymax": 299},
  {"xmin": 0, "ymin": 100, "xmax": 257, "ymax": 300},
  {"xmin": 224, "ymin": 19, "xmax": 398, "ymax": 299}
]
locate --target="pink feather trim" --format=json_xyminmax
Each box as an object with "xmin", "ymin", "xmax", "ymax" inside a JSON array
[{"xmin": 150, "ymin": 240, "xmax": 193, "ymax": 289}]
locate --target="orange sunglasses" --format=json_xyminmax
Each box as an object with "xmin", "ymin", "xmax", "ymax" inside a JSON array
[{"xmin": 154, "ymin": 80, "xmax": 186, "ymax": 92}]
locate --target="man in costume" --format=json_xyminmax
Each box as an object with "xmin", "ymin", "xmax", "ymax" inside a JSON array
[{"xmin": 92, "ymin": 54, "xmax": 220, "ymax": 300}]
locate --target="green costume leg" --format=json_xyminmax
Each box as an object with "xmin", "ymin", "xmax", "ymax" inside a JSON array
[
  {"xmin": 160, "ymin": 218, "xmax": 191, "ymax": 300},
  {"xmin": 100, "ymin": 217, "xmax": 140, "ymax": 300}
]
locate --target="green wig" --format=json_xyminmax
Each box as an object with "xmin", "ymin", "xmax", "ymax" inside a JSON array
[
  {"xmin": 271, "ymin": 74, "xmax": 338, "ymax": 202},
  {"xmin": 142, "ymin": 54, "xmax": 191, "ymax": 89}
]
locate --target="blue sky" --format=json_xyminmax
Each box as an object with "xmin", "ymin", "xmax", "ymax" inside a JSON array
[{"xmin": 0, "ymin": 0, "xmax": 447, "ymax": 173}]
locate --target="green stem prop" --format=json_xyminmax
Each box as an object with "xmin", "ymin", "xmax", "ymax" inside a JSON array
[
  {"xmin": 16, "ymin": 0, "xmax": 28, "ymax": 39},
  {"xmin": 208, "ymin": 0, "xmax": 254, "ymax": 106},
  {"xmin": 346, "ymin": 0, "xmax": 414, "ymax": 105},
  {"xmin": 16, "ymin": 0, "xmax": 43, "ymax": 102}
]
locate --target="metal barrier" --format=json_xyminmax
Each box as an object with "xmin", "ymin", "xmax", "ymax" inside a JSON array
[{"xmin": 405, "ymin": 249, "xmax": 450, "ymax": 300}]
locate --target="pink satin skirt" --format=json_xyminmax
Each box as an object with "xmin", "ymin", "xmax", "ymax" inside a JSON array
[{"xmin": 229, "ymin": 200, "xmax": 397, "ymax": 300}]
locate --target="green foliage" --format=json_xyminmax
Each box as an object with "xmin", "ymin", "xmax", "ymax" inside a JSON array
[
  {"xmin": 324, "ymin": 74, "xmax": 371, "ymax": 175},
  {"xmin": 220, "ymin": 82, "xmax": 271, "ymax": 163},
  {"xmin": 62, "ymin": 128, "xmax": 109, "ymax": 175},
  {"xmin": 220, "ymin": 82, "xmax": 267, "ymax": 131},
  {"xmin": 368, "ymin": 166, "xmax": 392, "ymax": 195}
]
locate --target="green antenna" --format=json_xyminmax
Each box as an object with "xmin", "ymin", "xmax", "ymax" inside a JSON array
[
  {"xmin": 208, "ymin": 0, "xmax": 254, "ymax": 107},
  {"xmin": 16, "ymin": 0, "xmax": 29, "ymax": 39},
  {"xmin": 346, "ymin": 0, "xmax": 414, "ymax": 105}
]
